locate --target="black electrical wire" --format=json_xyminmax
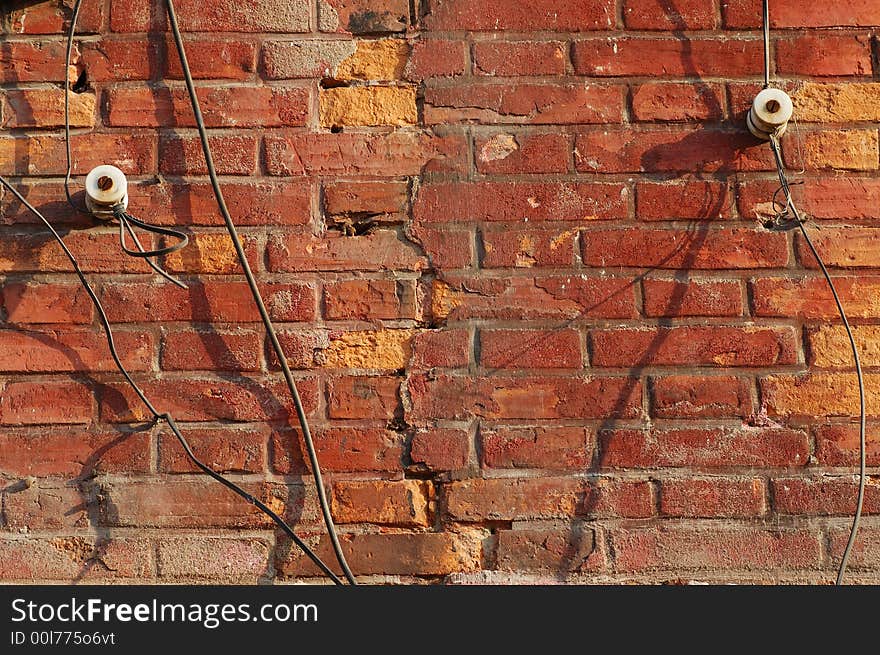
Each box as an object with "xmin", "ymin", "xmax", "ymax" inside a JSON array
[
  {"xmin": 762, "ymin": 0, "xmax": 866, "ymax": 586},
  {"xmin": 0, "ymin": 175, "xmax": 344, "ymax": 584},
  {"xmin": 164, "ymin": 0, "xmax": 357, "ymax": 584},
  {"xmin": 767, "ymin": 136, "xmax": 867, "ymax": 585},
  {"xmin": 762, "ymin": 0, "xmax": 771, "ymax": 88}
]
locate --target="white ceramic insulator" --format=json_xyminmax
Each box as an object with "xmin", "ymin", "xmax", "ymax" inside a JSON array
[
  {"xmin": 747, "ymin": 88, "xmax": 794, "ymax": 140},
  {"xmin": 84, "ymin": 164, "xmax": 128, "ymax": 218}
]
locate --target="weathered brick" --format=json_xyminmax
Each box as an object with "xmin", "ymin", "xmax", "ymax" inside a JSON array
[
  {"xmin": 761, "ymin": 373, "xmax": 880, "ymax": 419},
  {"xmin": 772, "ymin": 477, "xmax": 880, "ymax": 516},
  {"xmin": 156, "ymin": 537, "xmax": 270, "ymax": 580},
  {"xmin": 111, "ymin": 0, "xmax": 310, "ymax": 32},
  {"xmin": 319, "ymin": 85, "xmax": 416, "ymax": 127},
  {"xmin": 815, "ymin": 424, "xmax": 880, "ymax": 467},
  {"xmin": 106, "ymin": 86, "xmax": 309, "ymax": 127},
  {"xmin": 590, "ymin": 326, "xmax": 798, "ymax": 367},
  {"xmin": 320, "ymin": 0, "xmax": 410, "ymax": 34},
  {"xmin": 161, "ymin": 328, "xmax": 263, "ymax": 372},
  {"xmin": 1, "ymin": 282, "xmax": 93, "ymax": 324},
  {"xmin": 3, "ymin": 89, "xmax": 95, "ymax": 129},
  {"xmin": 327, "ymin": 375, "xmax": 400, "ymax": 419},
  {"xmin": 0, "ymin": 329, "xmax": 152, "ymax": 373},
  {"xmin": 272, "ymin": 426, "xmax": 405, "ymax": 474},
  {"xmin": 475, "ymin": 133, "xmax": 571, "ymax": 175},
  {"xmin": 776, "ymin": 34, "xmax": 873, "ymax": 77},
  {"xmin": 481, "ymin": 426, "xmax": 595, "ymax": 470},
  {"xmin": 410, "ymin": 427, "xmax": 470, "ymax": 471},
  {"xmin": 331, "ymin": 480, "xmax": 431, "ymax": 526},
  {"xmin": 480, "ymin": 329, "xmax": 582, "ymax": 369},
  {"xmin": 0, "ymin": 538, "xmax": 151, "ymax": 581},
  {"xmin": 159, "ymin": 426, "xmax": 266, "ymax": 474},
  {"xmin": 610, "ymin": 526, "xmax": 822, "ymax": 572},
  {"xmin": 0, "ymin": 380, "xmax": 92, "ymax": 425},
  {"xmin": 637, "ymin": 179, "xmax": 732, "ymax": 220},
  {"xmin": 623, "ymin": 0, "xmax": 718, "ymax": 29},
  {"xmin": 268, "ymin": 230, "xmax": 425, "ymax": 272},
  {"xmin": 425, "ymin": 82, "xmax": 623, "ymax": 125},
  {"xmin": 446, "ymin": 477, "xmax": 653, "ymax": 521},
  {"xmin": 801, "ymin": 130, "xmax": 879, "ymax": 171},
  {"xmin": 642, "ymin": 278, "xmax": 743, "ymax": 317},
  {"xmin": 158, "ymin": 133, "xmax": 258, "ymax": 175},
  {"xmin": 473, "ymin": 41, "xmax": 567, "ymax": 76},
  {"xmin": 496, "ymin": 525, "xmax": 602, "ymax": 573},
  {"xmin": 660, "ymin": 478, "xmax": 766, "ymax": 517},
  {"xmin": 600, "ymin": 428, "xmax": 810, "ymax": 468},
  {"xmin": 407, "ymin": 373, "xmax": 642, "ymax": 421},
  {"xmin": 632, "ymin": 83, "xmax": 724, "ymax": 122},
  {"xmin": 752, "ymin": 277, "xmax": 880, "ymax": 319},
  {"xmin": 793, "ymin": 83, "xmax": 880, "ymax": 122},
  {"xmin": 650, "ymin": 375, "xmax": 753, "ymax": 419},
  {"xmin": 582, "ymin": 228, "xmax": 787, "ymax": 268},
  {"xmin": 424, "ymin": 0, "xmax": 617, "ymax": 31}
]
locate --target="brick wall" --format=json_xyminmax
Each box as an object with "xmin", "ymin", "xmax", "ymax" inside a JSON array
[{"xmin": 1, "ymin": 0, "xmax": 879, "ymax": 583}]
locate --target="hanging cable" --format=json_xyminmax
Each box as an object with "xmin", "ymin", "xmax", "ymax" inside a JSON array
[
  {"xmin": 761, "ymin": 0, "xmax": 866, "ymax": 585},
  {"xmin": 0, "ymin": 174, "xmax": 344, "ymax": 584},
  {"xmin": 164, "ymin": 0, "xmax": 357, "ymax": 584},
  {"xmin": 54, "ymin": 0, "xmax": 348, "ymax": 582}
]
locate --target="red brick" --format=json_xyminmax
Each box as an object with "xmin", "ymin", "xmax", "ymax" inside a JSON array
[
  {"xmin": 410, "ymin": 329, "xmax": 470, "ymax": 369},
  {"xmin": 496, "ymin": 526, "xmax": 602, "ymax": 573},
  {"xmin": 424, "ymin": 0, "xmax": 617, "ymax": 31},
  {"xmin": 424, "ymin": 82, "xmax": 623, "ymax": 125},
  {"xmin": 5, "ymin": 1, "xmax": 104, "ymax": 34},
  {"xmin": 272, "ymin": 426, "xmax": 405, "ymax": 474},
  {"xmin": 164, "ymin": 38, "xmax": 257, "ymax": 80},
  {"xmin": 581, "ymin": 228, "xmax": 787, "ymax": 268},
  {"xmin": 324, "ymin": 279, "xmax": 410, "ymax": 321},
  {"xmin": 796, "ymin": 228, "xmax": 880, "ymax": 269},
  {"xmin": 159, "ymin": 426, "xmax": 266, "ymax": 474},
  {"xmin": 100, "ymin": 478, "xmax": 297, "ymax": 528},
  {"xmin": 610, "ymin": 526, "xmax": 822, "ymax": 572},
  {"xmin": 111, "ymin": 0, "xmax": 310, "ymax": 32},
  {"xmin": 473, "ymin": 41, "xmax": 567, "ymax": 76},
  {"xmin": 406, "ymin": 39, "xmax": 467, "ymax": 80},
  {"xmin": 0, "ymin": 538, "xmax": 151, "ymax": 582},
  {"xmin": 480, "ymin": 329, "xmax": 582, "ymax": 369},
  {"xmin": 0, "ymin": 181, "xmax": 89, "ymax": 226},
  {"xmin": 156, "ymin": 537, "xmax": 270, "ymax": 581},
  {"xmin": 751, "ymin": 277, "xmax": 880, "ymax": 319},
  {"xmin": 100, "ymin": 376, "xmax": 319, "ymax": 423},
  {"xmin": 278, "ymin": 532, "xmax": 479, "ymax": 578},
  {"xmin": 106, "ymin": 86, "xmax": 309, "ymax": 128},
  {"xmin": 407, "ymin": 373, "xmax": 642, "ymax": 421},
  {"xmin": 600, "ymin": 428, "xmax": 810, "ymax": 468},
  {"xmin": 327, "ymin": 375, "xmax": 400, "ymax": 419},
  {"xmin": 320, "ymin": 0, "xmax": 409, "ymax": 34},
  {"xmin": 267, "ymin": 231, "xmax": 426, "ymax": 272},
  {"xmin": 632, "ymin": 83, "xmax": 724, "ymax": 122},
  {"xmin": 573, "ymin": 38, "xmax": 761, "ymax": 77},
  {"xmin": 481, "ymin": 226, "xmax": 576, "ymax": 268},
  {"xmin": 408, "ymin": 225, "xmax": 474, "ymax": 269},
  {"xmin": 650, "ymin": 375, "xmax": 753, "ymax": 419},
  {"xmin": 129, "ymin": 180, "xmax": 311, "ymax": 227},
  {"xmin": 637, "ymin": 180, "xmax": 733, "ymax": 220},
  {"xmin": 0, "ymin": 427, "xmax": 149, "ymax": 477},
  {"xmin": 323, "ymin": 181, "xmax": 408, "ymax": 217},
  {"xmin": 776, "ymin": 34, "xmax": 872, "ymax": 76},
  {"xmin": 3, "ymin": 89, "xmax": 95, "ymax": 129},
  {"xmin": 827, "ymin": 526, "xmax": 880, "ymax": 571},
  {"xmin": 0, "ymin": 231, "xmax": 157, "ymax": 274},
  {"xmin": 660, "ymin": 478, "xmax": 766, "ymax": 517},
  {"xmin": 0, "ymin": 132, "xmax": 157, "ymax": 176},
  {"xmin": 815, "ymin": 424, "xmax": 880, "ymax": 467},
  {"xmin": 162, "ymin": 329, "xmax": 263, "ymax": 372},
  {"xmin": 590, "ymin": 326, "xmax": 797, "ymax": 368},
  {"xmin": 481, "ymin": 426, "xmax": 595, "ymax": 470},
  {"xmin": 1, "ymin": 282, "xmax": 93, "ymax": 324},
  {"xmin": 271, "ymin": 329, "xmax": 328, "ymax": 370},
  {"xmin": 410, "ymin": 427, "xmax": 470, "ymax": 471},
  {"xmin": 575, "ymin": 128, "xmax": 774, "ymax": 173},
  {"xmin": 772, "ymin": 477, "xmax": 880, "ymax": 516},
  {"xmin": 0, "ymin": 328, "xmax": 152, "ymax": 373},
  {"xmin": 0, "ymin": 40, "xmax": 73, "ymax": 83},
  {"xmin": 623, "ymin": 0, "xmax": 718, "ymax": 29},
  {"xmin": 722, "ymin": 0, "xmax": 880, "ymax": 28},
  {"xmin": 4, "ymin": 485, "xmax": 95, "ymax": 530},
  {"xmin": 801, "ymin": 178, "xmax": 880, "ymax": 221},
  {"xmin": 446, "ymin": 477, "xmax": 653, "ymax": 521},
  {"xmin": 331, "ymin": 480, "xmax": 431, "ymax": 527},
  {"xmin": 80, "ymin": 39, "xmax": 157, "ymax": 82},
  {"xmin": 431, "ymin": 275, "xmax": 637, "ymax": 322},
  {"xmin": 99, "ymin": 281, "xmax": 316, "ymax": 323},
  {"xmin": 475, "ymin": 133, "xmax": 571, "ymax": 174},
  {"xmin": 159, "ymin": 133, "xmax": 258, "ymax": 175},
  {"xmin": 264, "ymin": 132, "xmax": 463, "ymax": 176},
  {"xmin": 642, "ymin": 278, "xmax": 743, "ymax": 317},
  {"xmin": 415, "ymin": 182, "xmax": 627, "ymax": 223},
  {"xmin": 0, "ymin": 380, "xmax": 92, "ymax": 425}
]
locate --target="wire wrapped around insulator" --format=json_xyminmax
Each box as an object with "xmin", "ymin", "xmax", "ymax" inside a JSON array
[{"xmin": 113, "ymin": 207, "xmax": 189, "ymax": 259}]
